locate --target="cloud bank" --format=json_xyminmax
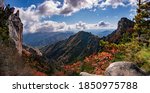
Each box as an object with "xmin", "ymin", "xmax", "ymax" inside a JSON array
[{"xmin": 15, "ymin": 0, "xmax": 144, "ymax": 33}]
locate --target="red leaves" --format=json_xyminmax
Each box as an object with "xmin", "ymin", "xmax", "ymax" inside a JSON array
[
  {"xmin": 83, "ymin": 52, "xmax": 112, "ymax": 75},
  {"xmin": 33, "ymin": 70, "xmax": 47, "ymax": 76},
  {"xmin": 53, "ymin": 71, "xmax": 65, "ymax": 76},
  {"xmin": 63, "ymin": 61, "xmax": 81, "ymax": 74},
  {"xmin": 63, "ymin": 45, "xmax": 119, "ymax": 75}
]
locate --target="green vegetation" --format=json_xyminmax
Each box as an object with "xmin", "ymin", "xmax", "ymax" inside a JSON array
[
  {"xmin": 81, "ymin": 62, "xmax": 94, "ymax": 73},
  {"xmin": 134, "ymin": 0, "xmax": 150, "ymax": 46},
  {"xmin": 0, "ymin": 26, "xmax": 9, "ymax": 41},
  {"xmin": 0, "ymin": 5, "xmax": 10, "ymax": 42},
  {"xmin": 112, "ymin": 0, "xmax": 150, "ymax": 73}
]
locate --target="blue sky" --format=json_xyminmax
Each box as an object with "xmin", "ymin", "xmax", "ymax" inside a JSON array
[{"xmin": 4, "ymin": 0, "xmax": 138, "ymax": 33}]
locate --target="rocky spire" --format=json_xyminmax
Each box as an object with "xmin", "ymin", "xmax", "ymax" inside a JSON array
[{"xmin": 8, "ymin": 10, "xmax": 23, "ymax": 55}]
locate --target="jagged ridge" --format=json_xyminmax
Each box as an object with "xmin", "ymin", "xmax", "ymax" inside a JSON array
[{"xmin": 41, "ymin": 31, "xmax": 101, "ymax": 65}]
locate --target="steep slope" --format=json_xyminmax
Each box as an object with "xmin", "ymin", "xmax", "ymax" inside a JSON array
[
  {"xmin": 41, "ymin": 31, "xmax": 101, "ymax": 64},
  {"xmin": 0, "ymin": 43, "xmax": 33, "ymax": 75},
  {"xmin": 0, "ymin": 5, "xmax": 53, "ymax": 76},
  {"xmin": 23, "ymin": 31, "xmax": 74, "ymax": 47},
  {"xmin": 103, "ymin": 17, "xmax": 134, "ymax": 43}
]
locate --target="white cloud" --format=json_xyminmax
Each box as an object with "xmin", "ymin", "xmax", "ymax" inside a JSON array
[
  {"xmin": 129, "ymin": 8, "xmax": 136, "ymax": 19},
  {"xmin": 15, "ymin": 0, "xmax": 143, "ymax": 33},
  {"xmin": 30, "ymin": 21, "xmax": 68, "ymax": 33},
  {"xmin": 37, "ymin": 0, "xmax": 61, "ymax": 16},
  {"xmin": 99, "ymin": 0, "xmax": 125, "ymax": 8},
  {"xmin": 128, "ymin": 0, "xmax": 150, "ymax": 6},
  {"xmin": 75, "ymin": 21, "xmax": 87, "ymax": 30},
  {"xmin": 21, "ymin": 19, "xmax": 112, "ymax": 33},
  {"xmin": 60, "ymin": 0, "xmax": 99, "ymax": 15},
  {"xmin": 68, "ymin": 21, "xmax": 112, "ymax": 31},
  {"xmin": 129, "ymin": 0, "xmax": 137, "ymax": 6}
]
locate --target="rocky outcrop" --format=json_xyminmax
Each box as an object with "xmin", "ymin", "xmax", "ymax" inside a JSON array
[
  {"xmin": 22, "ymin": 44, "xmax": 42, "ymax": 57},
  {"xmin": 8, "ymin": 10, "xmax": 23, "ymax": 55},
  {"xmin": 0, "ymin": 4, "xmax": 23, "ymax": 55},
  {"xmin": 103, "ymin": 17, "xmax": 134, "ymax": 43},
  {"xmin": 104, "ymin": 62, "xmax": 147, "ymax": 76}
]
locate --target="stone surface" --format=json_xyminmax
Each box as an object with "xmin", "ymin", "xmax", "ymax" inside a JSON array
[
  {"xmin": 104, "ymin": 62, "xmax": 147, "ymax": 76},
  {"xmin": 80, "ymin": 72, "xmax": 97, "ymax": 76},
  {"xmin": 8, "ymin": 11, "xmax": 23, "ymax": 55},
  {"xmin": 22, "ymin": 44, "xmax": 42, "ymax": 57}
]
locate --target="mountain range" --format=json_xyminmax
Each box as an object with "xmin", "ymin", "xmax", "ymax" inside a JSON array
[
  {"xmin": 23, "ymin": 31, "xmax": 74, "ymax": 48},
  {"xmin": 1, "ymin": 1, "xmax": 149, "ymax": 76},
  {"xmin": 23, "ymin": 30, "xmax": 113, "ymax": 48},
  {"xmin": 0, "ymin": 6, "xmax": 136, "ymax": 75},
  {"xmin": 40, "ymin": 17, "xmax": 135, "ymax": 66}
]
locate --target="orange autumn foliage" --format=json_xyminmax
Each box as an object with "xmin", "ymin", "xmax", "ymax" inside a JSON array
[
  {"xmin": 63, "ymin": 46, "xmax": 119, "ymax": 75},
  {"xmin": 32, "ymin": 70, "xmax": 47, "ymax": 76}
]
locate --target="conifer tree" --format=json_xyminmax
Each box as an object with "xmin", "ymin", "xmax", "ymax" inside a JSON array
[{"xmin": 134, "ymin": 0, "xmax": 150, "ymax": 46}]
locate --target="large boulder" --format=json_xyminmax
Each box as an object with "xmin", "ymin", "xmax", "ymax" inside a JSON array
[{"xmin": 104, "ymin": 62, "xmax": 147, "ymax": 76}]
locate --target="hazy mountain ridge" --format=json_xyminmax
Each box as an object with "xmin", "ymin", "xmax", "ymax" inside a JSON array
[
  {"xmin": 23, "ymin": 31, "xmax": 74, "ymax": 48},
  {"xmin": 23, "ymin": 30, "xmax": 113, "ymax": 48}
]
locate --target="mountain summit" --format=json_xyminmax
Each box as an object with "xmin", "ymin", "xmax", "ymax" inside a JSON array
[
  {"xmin": 41, "ymin": 31, "xmax": 101, "ymax": 65},
  {"xmin": 103, "ymin": 17, "xmax": 134, "ymax": 43}
]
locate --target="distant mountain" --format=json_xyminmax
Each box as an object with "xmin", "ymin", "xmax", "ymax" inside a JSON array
[
  {"xmin": 23, "ymin": 30, "xmax": 113, "ymax": 48},
  {"xmin": 23, "ymin": 31, "xmax": 74, "ymax": 47},
  {"xmin": 102, "ymin": 17, "xmax": 134, "ymax": 43},
  {"xmin": 41, "ymin": 31, "xmax": 101, "ymax": 65},
  {"xmin": 86, "ymin": 29, "xmax": 114, "ymax": 37},
  {"xmin": 41, "ymin": 17, "xmax": 134, "ymax": 66}
]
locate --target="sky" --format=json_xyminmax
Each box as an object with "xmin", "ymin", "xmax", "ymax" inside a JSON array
[{"xmin": 3, "ymin": 0, "xmax": 146, "ymax": 33}]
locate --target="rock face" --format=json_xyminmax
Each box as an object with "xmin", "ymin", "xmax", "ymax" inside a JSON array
[
  {"xmin": 22, "ymin": 44, "xmax": 42, "ymax": 57},
  {"xmin": 8, "ymin": 11, "xmax": 23, "ymax": 55},
  {"xmin": 41, "ymin": 31, "xmax": 101, "ymax": 65},
  {"xmin": 104, "ymin": 62, "xmax": 147, "ymax": 76},
  {"xmin": 103, "ymin": 17, "xmax": 134, "ymax": 43}
]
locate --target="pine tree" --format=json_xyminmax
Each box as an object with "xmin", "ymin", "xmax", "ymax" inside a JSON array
[{"xmin": 134, "ymin": 0, "xmax": 150, "ymax": 47}]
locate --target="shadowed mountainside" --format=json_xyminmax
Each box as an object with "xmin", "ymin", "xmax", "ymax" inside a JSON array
[{"xmin": 41, "ymin": 31, "xmax": 101, "ymax": 65}]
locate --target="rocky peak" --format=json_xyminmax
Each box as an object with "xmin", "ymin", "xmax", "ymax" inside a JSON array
[
  {"xmin": 8, "ymin": 10, "xmax": 23, "ymax": 55},
  {"xmin": 103, "ymin": 17, "xmax": 134, "ymax": 43},
  {"xmin": 0, "ymin": 4, "xmax": 23, "ymax": 55},
  {"xmin": 42, "ymin": 31, "xmax": 100, "ymax": 65},
  {"xmin": 76, "ymin": 31, "xmax": 92, "ymax": 37},
  {"xmin": 117, "ymin": 17, "xmax": 134, "ymax": 32}
]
